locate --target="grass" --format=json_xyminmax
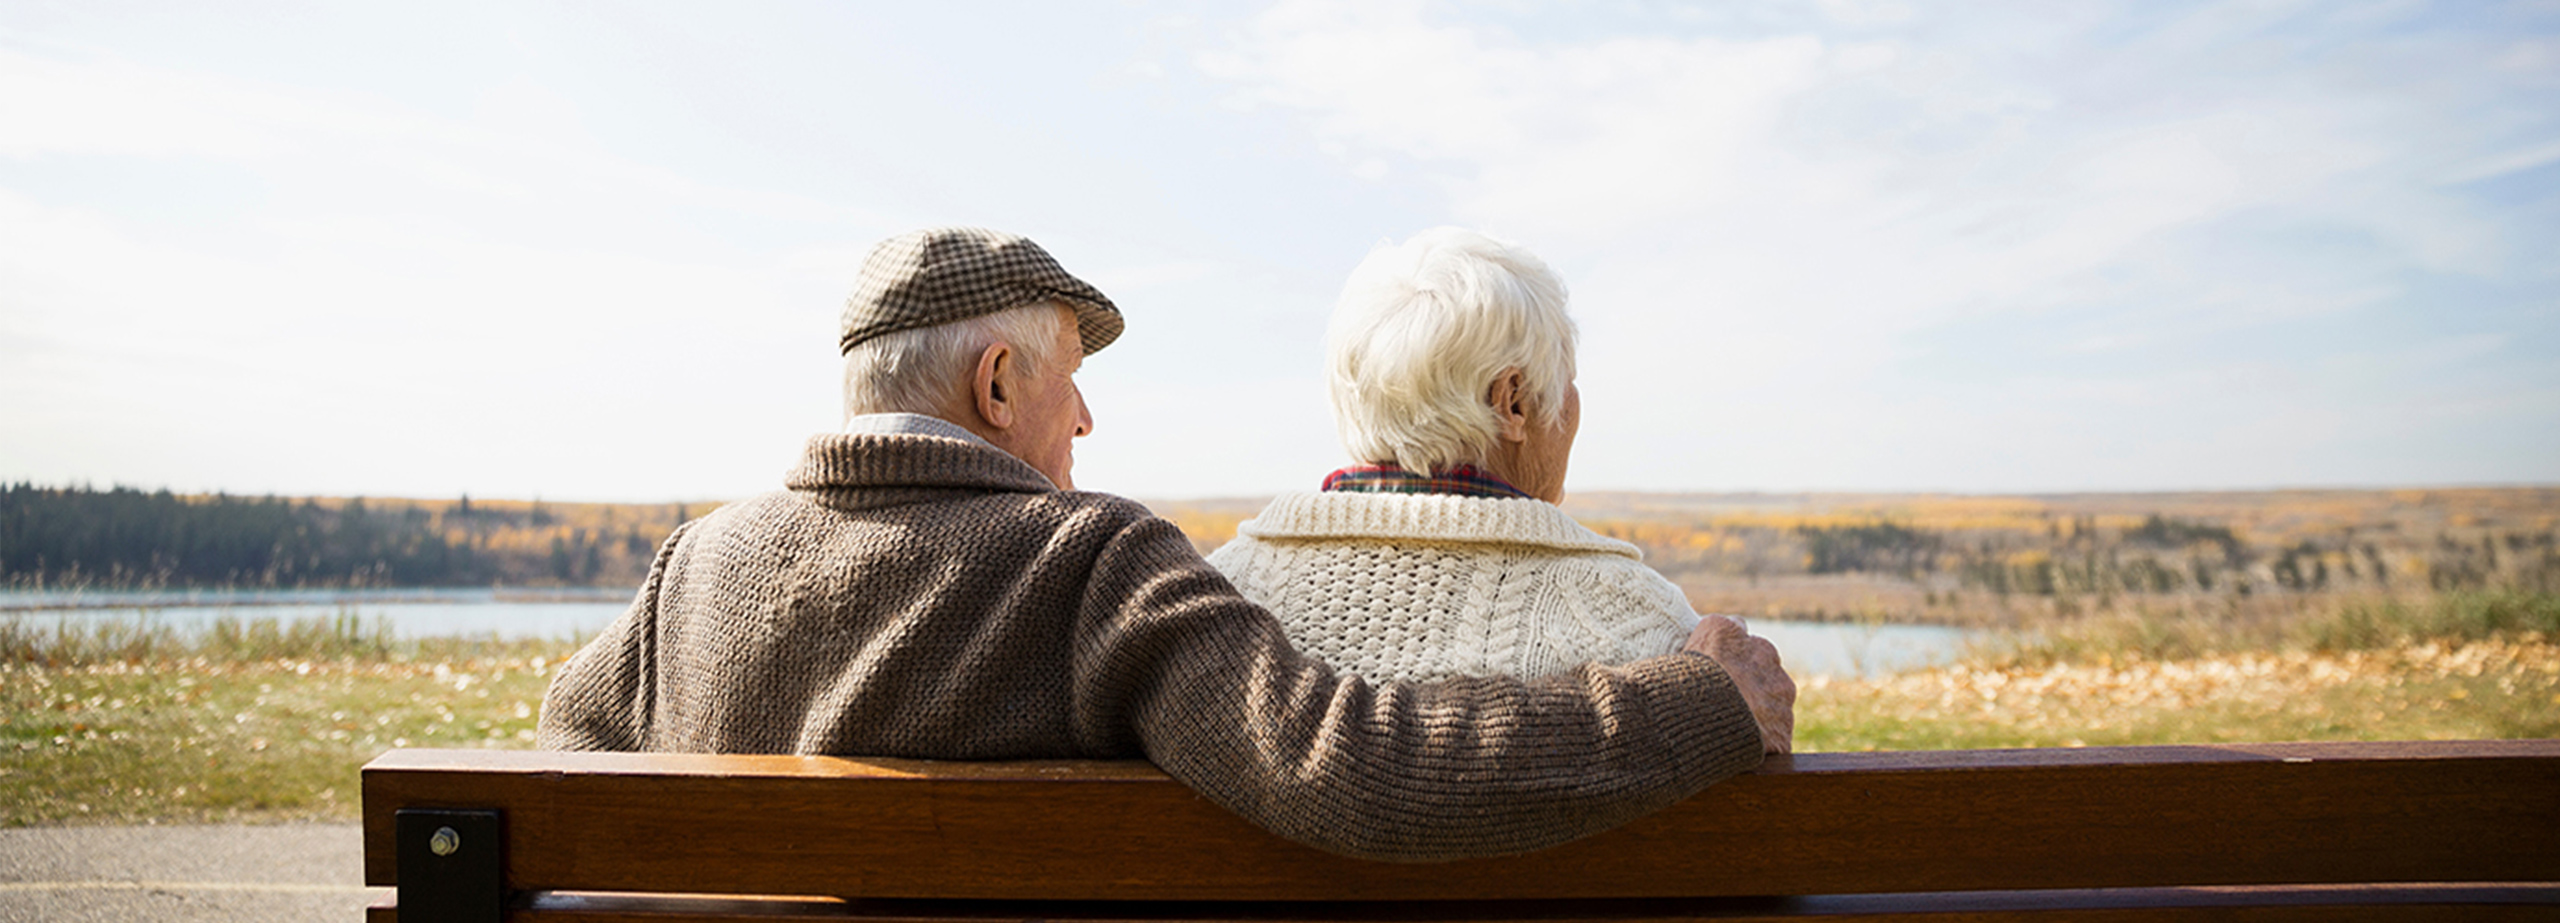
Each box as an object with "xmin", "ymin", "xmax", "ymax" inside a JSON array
[
  {"xmin": 1797, "ymin": 590, "xmax": 2560, "ymax": 751},
  {"xmin": 1798, "ymin": 634, "xmax": 2560, "ymax": 751},
  {"xmin": 3, "ymin": 614, "xmax": 576, "ymax": 826},
  {"xmin": 1962, "ymin": 589, "xmax": 2560, "ymax": 666},
  {"xmin": 6, "ymin": 594, "xmax": 2557, "ymax": 824}
]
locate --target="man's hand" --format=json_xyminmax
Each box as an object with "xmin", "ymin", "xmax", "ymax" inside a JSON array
[{"xmin": 1681, "ymin": 615, "xmax": 1795, "ymax": 754}]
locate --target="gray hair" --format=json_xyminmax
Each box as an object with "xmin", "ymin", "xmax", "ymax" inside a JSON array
[
  {"xmin": 1326, "ymin": 228, "xmax": 1576, "ymax": 473},
  {"xmin": 842, "ymin": 302, "xmax": 1070, "ymax": 420}
]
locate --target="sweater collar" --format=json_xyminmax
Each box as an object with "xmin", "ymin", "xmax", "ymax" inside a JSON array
[
  {"xmin": 785, "ymin": 432, "xmax": 1058, "ymax": 498},
  {"xmin": 1235, "ymin": 490, "xmax": 1641, "ymax": 558}
]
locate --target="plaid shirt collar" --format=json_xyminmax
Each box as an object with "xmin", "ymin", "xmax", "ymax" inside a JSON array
[{"xmin": 1320, "ymin": 463, "xmax": 1532, "ymax": 500}]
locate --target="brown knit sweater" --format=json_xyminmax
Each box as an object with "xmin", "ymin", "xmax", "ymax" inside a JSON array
[{"xmin": 538, "ymin": 433, "xmax": 1764, "ymax": 861}]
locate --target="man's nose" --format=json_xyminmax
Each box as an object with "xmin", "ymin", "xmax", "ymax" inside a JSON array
[{"xmin": 1073, "ymin": 394, "xmax": 1093, "ymax": 438}]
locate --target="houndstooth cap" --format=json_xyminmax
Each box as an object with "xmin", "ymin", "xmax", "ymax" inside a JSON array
[{"xmin": 840, "ymin": 227, "xmax": 1123, "ymax": 356}]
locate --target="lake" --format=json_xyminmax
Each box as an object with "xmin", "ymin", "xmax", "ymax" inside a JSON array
[
  {"xmin": 0, "ymin": 588, "xmax": 631, "ymax": 643},
  {"xmin": 4, "ymin": 589, "xmax": 1981, "ymax": 678}
]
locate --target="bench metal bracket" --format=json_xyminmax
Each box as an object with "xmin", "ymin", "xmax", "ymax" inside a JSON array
[{"xmin": 398, "ymin": 808, "xmax": 504, "ymax": 923}]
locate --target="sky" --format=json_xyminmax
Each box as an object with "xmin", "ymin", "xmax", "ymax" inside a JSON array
[{"xmin": 2, "ymin": 1, "xmax": 2555, "ymax": 502}]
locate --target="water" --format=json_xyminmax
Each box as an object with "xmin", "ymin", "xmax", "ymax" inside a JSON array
[
  {"xmin": 0, "ymin": 588, "xmax": 630, "ymax": 642},
  {"xmin": 1751, "ymin": 619, "xmax": 1981, "ymax": 678},
  {"xmin": 5, "ymin": 590, "xmax": 1982, "ymax": 677}
]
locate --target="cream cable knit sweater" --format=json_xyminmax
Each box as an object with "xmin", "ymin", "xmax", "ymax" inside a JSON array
[{"xmin": 1208, "ymin": 491, "xmax": 1700, "ymax": 684}]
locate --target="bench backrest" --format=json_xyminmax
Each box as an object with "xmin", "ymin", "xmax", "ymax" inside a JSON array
[{"xmin": 364, "ymin": 739, "xmax": 2559, "ymax": 913}]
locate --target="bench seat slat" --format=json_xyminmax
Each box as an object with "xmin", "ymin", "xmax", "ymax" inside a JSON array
[
  {"xmin": 365, "ymin": 884, "xmax": 2560, "ymax": 923},
  {"xmin": 362, "ymin": 741, "xmax": 2560, "ymax": 904}
]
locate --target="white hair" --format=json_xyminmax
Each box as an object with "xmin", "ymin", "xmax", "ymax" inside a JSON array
[
  {"xmin": 842, "ymin": 302, "xmax": 1070, "ymax": 420},
  {"xmin": 1326, "ymin": 227, "xmax": 1576, "ymax": 473}
]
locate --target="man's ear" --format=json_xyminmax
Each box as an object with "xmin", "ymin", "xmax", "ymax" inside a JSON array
[
  {"xmin": 1486, "ymin": 368, "xmax": 1530, "ymax": 443},
  {"xmin": 972, "ymin": 342, "xmax": 1015, "ymax": 431}
]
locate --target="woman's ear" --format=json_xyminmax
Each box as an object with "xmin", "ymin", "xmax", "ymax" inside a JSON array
[
  {"xmin": 1486, "ymin": 368, "xmax": 1530, "ymax": 443},
  {"xmin": 972, "ymin": 342, "xmax": 1015, "ymax": 431}
]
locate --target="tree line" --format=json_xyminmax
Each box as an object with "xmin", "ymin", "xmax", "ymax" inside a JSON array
[
  {"xmin": 1592, "ymin": 508, "xmax": 2560, "ymax": 600},
  {"xmin": 1, "ymin": 484, "xmax": 688, "ymax": 589},
  {"xmin": 1931, "ymin": 515, "xmax": 2558, "ymax": 599}
]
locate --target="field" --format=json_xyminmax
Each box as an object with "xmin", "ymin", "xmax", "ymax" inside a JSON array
[{"xmin": 6, "ymin": 487, "xmax": 2557, "ymax": 825}]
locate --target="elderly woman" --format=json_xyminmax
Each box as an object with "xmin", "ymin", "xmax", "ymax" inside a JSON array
[{"xmin": 1209, "ymin": 227, "xmax": 1709, "ymax": 685}]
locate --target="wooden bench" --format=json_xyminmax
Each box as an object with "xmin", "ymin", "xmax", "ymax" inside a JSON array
[{"xmin": 363, "ymin": 740, "xmax": 2560, "ymax": 922}]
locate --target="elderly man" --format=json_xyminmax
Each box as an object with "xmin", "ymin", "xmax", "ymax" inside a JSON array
[{"xmin": 539, "ymin": 227, "xmax": 1794, "ymax": 862}]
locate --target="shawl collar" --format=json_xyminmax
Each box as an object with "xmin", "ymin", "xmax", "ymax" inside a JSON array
[
  {"xmin": 1236, "ymin": 490, "xmax": 1641, "ymax": 558},
  {"xmin": 785, "ymin": 433, "xmax": 1056, "ymax": 509}
]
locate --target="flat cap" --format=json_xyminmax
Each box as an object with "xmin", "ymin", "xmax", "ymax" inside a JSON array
[{"xmin": 840, "ymin": 227, "xmax": 1123, "ymax": 356}]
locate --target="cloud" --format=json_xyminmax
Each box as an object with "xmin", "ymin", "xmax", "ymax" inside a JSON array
[
  {"xmin": 1194, "ymin": 0, "xmax": 2559, "ymax": 489},
  {"xmin": 0, "ymin": 44, "xmax": 894, "ymax": 501},
  {"xmin": 0, "ymin": 46, "xmax": 853, "ymax": 224},
  {"xmin": 5, "ymin": 3, "xmax": 2550, "ymax": 500},
  {"xmin": 0, "ymin": 47, "xmax": 299, "ymax": 160},
  {"xmin": 1200, "ymin": 2, "xmax": 1832, "ymax": 236},
  {"xmin": 0, "ymin": 180, "xmax": 849, "ymax": 500},
  {"xmin": 2441, "ymin": 137, "xmax": 2560, "ymax": 186}
]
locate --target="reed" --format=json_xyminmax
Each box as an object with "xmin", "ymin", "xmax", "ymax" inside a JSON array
[
  {"xmin": 1970, "ymin": 589, "xmax": 2560, "ymax": 667},
  {"xmin": 2, "ymin": 611, "xmax": 578, "ymax": 667}
]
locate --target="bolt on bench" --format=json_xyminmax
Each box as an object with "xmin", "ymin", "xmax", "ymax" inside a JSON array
[{"xmin": 363, "ymin": 739, "xmax": 2560, "ymax": 922}]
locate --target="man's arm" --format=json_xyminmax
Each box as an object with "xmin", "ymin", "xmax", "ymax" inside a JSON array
[
  {"xmin": 1070, "ymin": 514, "xmax": 1769, "ymax": 863},
  {"xmin": 538, "ymin": 520, "xmax": 691, "ymax": 751}
]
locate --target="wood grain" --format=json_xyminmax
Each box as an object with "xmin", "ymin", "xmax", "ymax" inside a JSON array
[
  {"xmin": 363, "ymin": 741, "xmax": 2560, "ymax": 903},
  {"xmin": 488, "ymin": 885, "xmax": 2560, "ymax": 922}
]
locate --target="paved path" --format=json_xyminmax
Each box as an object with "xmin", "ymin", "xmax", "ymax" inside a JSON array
[{"xmin": 0, "ymin": 824, "xmax": 378, "ymax": 922}]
